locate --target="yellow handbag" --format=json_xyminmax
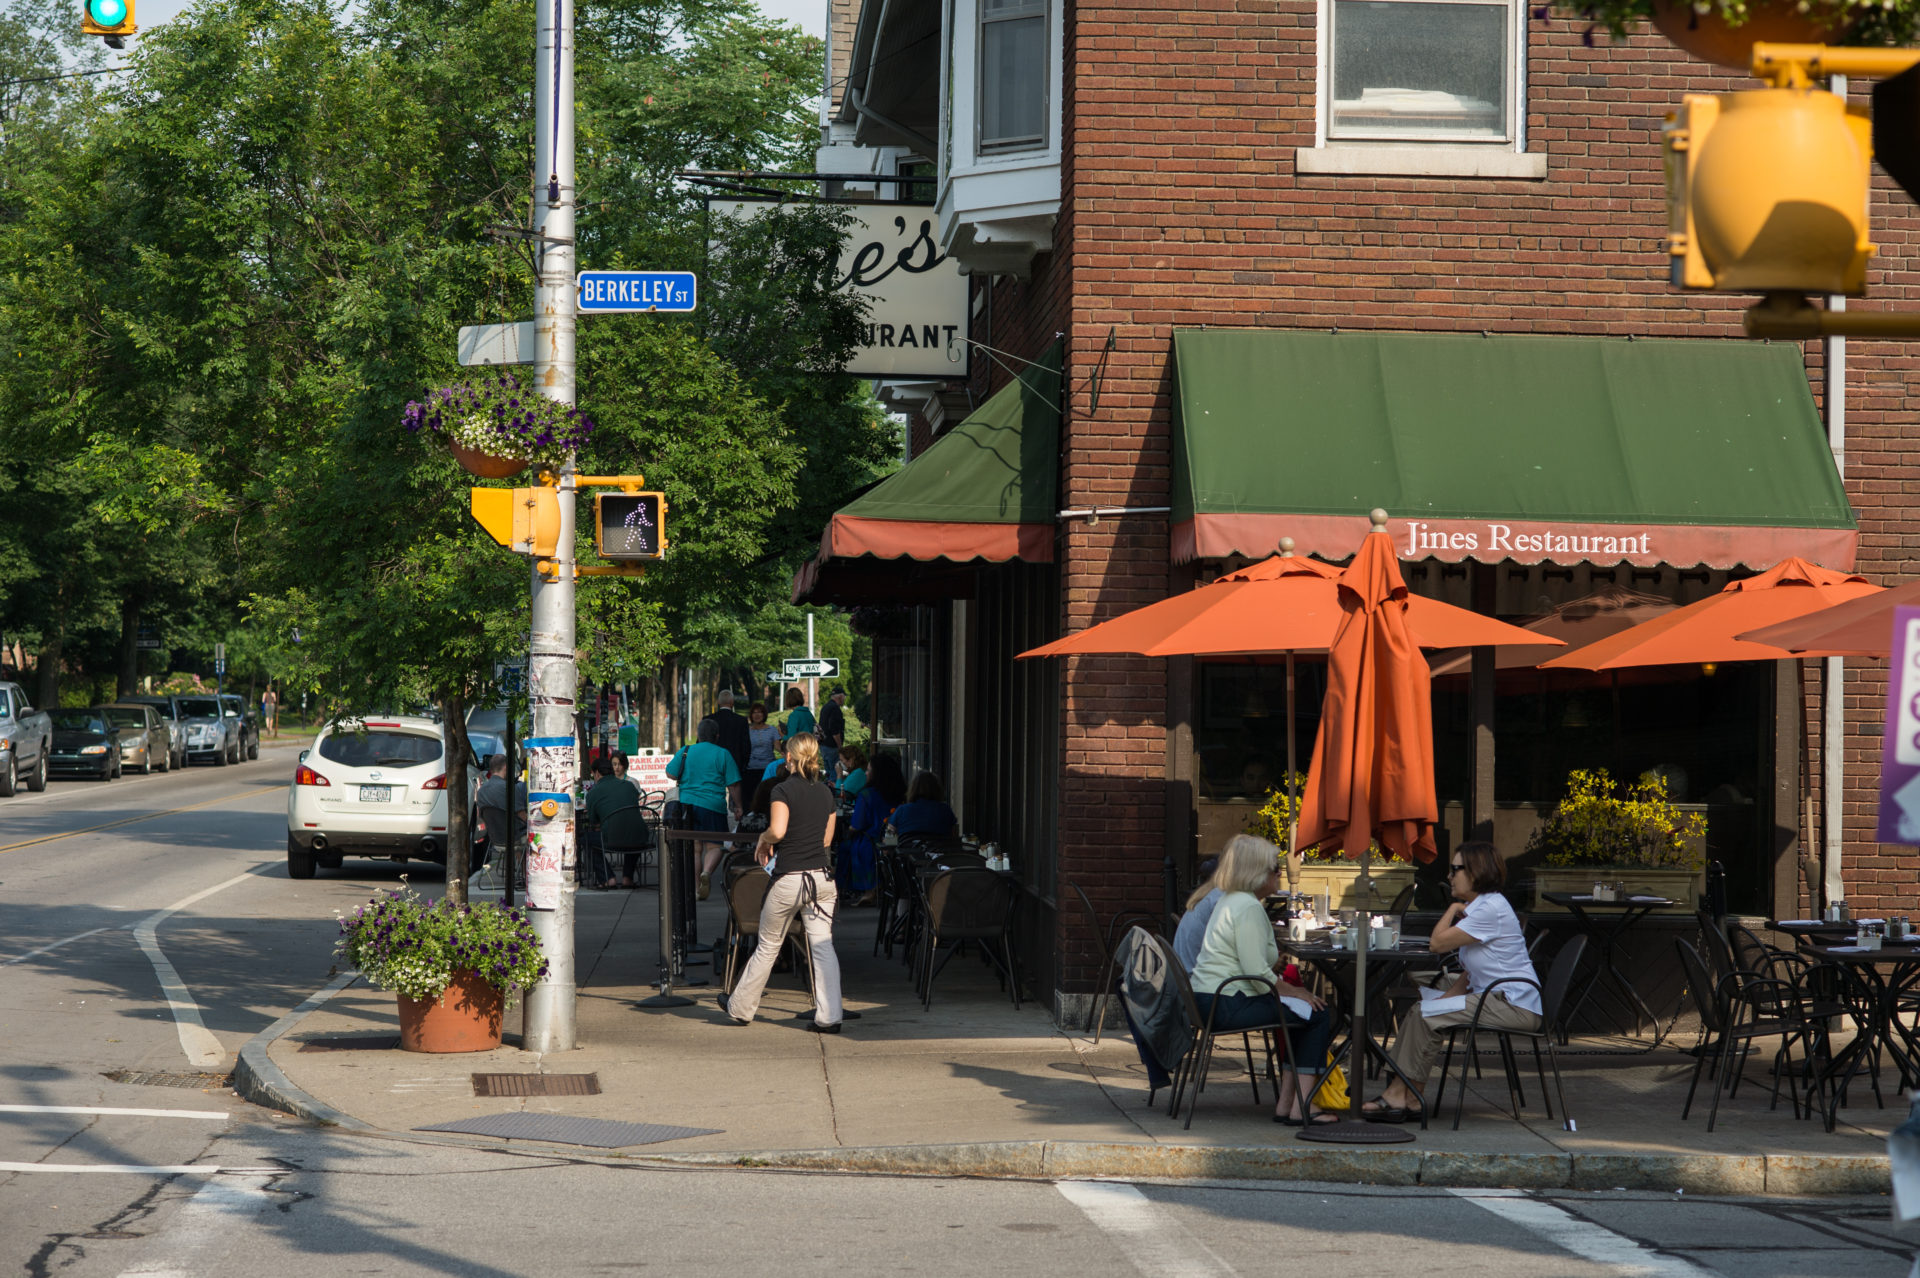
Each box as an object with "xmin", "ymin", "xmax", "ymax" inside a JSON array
[{"xmin": 1312, "ymin": 1058, "xmax": 1348, "ymax": 1110}]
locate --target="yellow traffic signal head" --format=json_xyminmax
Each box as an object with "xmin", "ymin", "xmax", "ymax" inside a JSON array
[
  {"xmin": 468, "ymin": 486, "xmax": 560, "ymax": 557},
  {"xmin": 1664, "ymin": 88, "xmax": 1872, "ymax": 296},
  {"xmin": 80, "ymin": 0, "xmax": 135, "ymax": 42}
]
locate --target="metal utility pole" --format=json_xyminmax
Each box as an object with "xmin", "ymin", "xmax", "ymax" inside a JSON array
[
  {"xmin": 523, "ymin": 0, "xmax": 577, "ymax": 1053},
  {"xmin": 806, "ymin": 613, "xmax": 818, "ymax": 715}
]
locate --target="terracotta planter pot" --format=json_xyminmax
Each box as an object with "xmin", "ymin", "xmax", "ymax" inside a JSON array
[
  {"xmin": 1649, "ymin": 0, "xmax": 1848, "ymax": 71},
  {"xmin": 450, "ymin": 439, "xmax": 529, "ymax": 479},
  {"xmin": 397, "ymin": 969, "xmax": 505, "ymax": 1052}
]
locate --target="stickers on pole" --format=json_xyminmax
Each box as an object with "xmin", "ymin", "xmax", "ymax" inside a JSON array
[
  {"xmin": 1878, "ymin": 605, "xmax": 1920, "ymax": 843},
  {"xmin": 524, "ymin": 737, "xmax": 576, "ymax": 911}
]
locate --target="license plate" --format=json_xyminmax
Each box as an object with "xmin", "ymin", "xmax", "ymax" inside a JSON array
[{"xmin": 359, "ymin": 785, "xmax": 392, "ymax": 803}]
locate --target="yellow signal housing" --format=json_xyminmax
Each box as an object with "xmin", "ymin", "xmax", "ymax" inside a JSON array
[
  {"xmin": 80, "ymin": 0, "xmax": 135, "ymax": 38},
  {"xmin": 1665, "ymin": 88, "xmax": 1873, "ymax": 295},
  {"xmin": 468, "ymin": 487, "xmax": 560, "ymax": 557}
]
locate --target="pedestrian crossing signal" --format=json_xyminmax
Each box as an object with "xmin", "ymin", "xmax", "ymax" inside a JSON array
[
  {"xmin": 81, "ymin": 0, "xmax": 135, "ymax": 44},
  {"xmin": 593, "ymin": 492, "xmax": 667, "ymax": 562}
]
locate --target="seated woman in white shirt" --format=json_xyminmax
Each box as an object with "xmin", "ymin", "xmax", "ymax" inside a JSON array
[
  {"xmin": 1361, "ymin": 841, "xmax": 1543, "ymax": 1123},
  {"xmin": 1189, "ymin": 835, "xmax": 1337, "ymax": 1126}
]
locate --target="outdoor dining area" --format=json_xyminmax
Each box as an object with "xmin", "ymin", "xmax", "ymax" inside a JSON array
[{"xmin": 1019, "ymin": 509, "xmax": 1920, "ymax": 1143}]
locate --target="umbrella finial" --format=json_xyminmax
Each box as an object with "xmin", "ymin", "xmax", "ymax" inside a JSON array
[
  {"xmin": 1370, "ymin": 508, "xmax": 1389, "ymax": 529},
  {"xmin": 1278, "ymin": 537, "xmax": 1295, "ymax": 558}
]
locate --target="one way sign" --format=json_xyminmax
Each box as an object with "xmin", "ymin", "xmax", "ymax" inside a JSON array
[{"xmin": 783, "ymin": 657, "xmax": 840, "ymax": 679}]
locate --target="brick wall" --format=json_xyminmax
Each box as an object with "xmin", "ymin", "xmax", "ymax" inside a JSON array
[{"xmin": 1020, "ymin": 0, "xmax": 1920, "ymax": 942}]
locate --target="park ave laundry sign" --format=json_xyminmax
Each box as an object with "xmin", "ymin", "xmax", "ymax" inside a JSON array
[{"xmin": 714, "ymin": 200, "xmax": 968, "ymax": 378}]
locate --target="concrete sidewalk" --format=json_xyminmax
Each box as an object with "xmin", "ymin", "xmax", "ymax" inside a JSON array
[{"xmin": 236, "ymin": 885, "xmax": 1898, "ymax": 1195}]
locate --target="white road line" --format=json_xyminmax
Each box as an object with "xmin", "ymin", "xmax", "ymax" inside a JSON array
[
  {"xmin": 1451, "ymin": 1189, "xmax": 1718, "ymax": 1277},
  {"xmin": 0, "ymin": 1163, "xmax": 278, "ymax": 1174},
  {"xmin": 0, "ymin": 1105, "xmax": 227, "ymax": 1119},
  {"xmin": 0, "ymin": 926, "xmax": 116, "ymax": 966},
  {"xmin": 136, "ymin": 871, "xmax": 268, "ymax": 1069},
  {"xmin": 1056, "ymin": 1180, "xmax": 1237, "ymax": 1278},
  {"xmin": 115, "ymin": 1172, "xmax": 277, "ymax": 1278}
]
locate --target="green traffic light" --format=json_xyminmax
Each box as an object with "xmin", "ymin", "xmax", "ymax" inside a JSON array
[{"xmin": 87, "ymin": 0, "xmax": 126, "ymax": 25}]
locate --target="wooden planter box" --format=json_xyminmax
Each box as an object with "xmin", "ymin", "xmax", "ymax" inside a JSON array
[
  {"xmin": 1529, "ymin": 866, "xmax": 1702, "ymax": 914},
  {"xmin": 1288, "ymin": 862, "xmax": 1418, "ymax": 913}
]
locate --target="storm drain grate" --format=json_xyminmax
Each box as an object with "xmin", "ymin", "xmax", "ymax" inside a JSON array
[
  {"xmin": 298, "ymin": 1035, "xmax": 400, "ymax": 1052},
  {"xmin": 471, "ymin": 1072, "xmax": 601, "ymax": 1097},
  {"xmin": 416, "ymin": 1112, "xmax": 720, "ymax": 1148},
  {"xmin": 103, "ymin": 1070, "xmax": 233, "ymax": 1090}
]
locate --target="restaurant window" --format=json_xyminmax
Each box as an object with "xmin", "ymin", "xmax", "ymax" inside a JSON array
[
  {"xmin": 1194, "ymin": 664, "xmax": 1325, "ymax": 801},
  {"xmin": 1325, "ymin": 0, "xmax": 1517, "ymax": 142},
  {"xmin": 979, "ymin": 0, "xmax": 1048, "ymax": 153}
]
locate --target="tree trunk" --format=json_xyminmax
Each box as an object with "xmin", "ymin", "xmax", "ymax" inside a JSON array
[
  {"xmin": 36, "ymin": 628, "xmax": 62, "ymax": 710},
  {"xmin": 443, "ymin": 690, "xmax": 471, "ymax": 907},
  {"xmin": 117, "ymin": 597, "xmax": 142, "ymax": 698}
]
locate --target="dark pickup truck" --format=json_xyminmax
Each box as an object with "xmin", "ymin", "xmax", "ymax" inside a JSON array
[{"xmin": 0, "ymin": 681, "xmax": 53, "ymax": 796}]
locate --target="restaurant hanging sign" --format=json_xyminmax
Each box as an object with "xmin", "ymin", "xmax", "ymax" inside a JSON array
[
  {"xmin": 1175, "ymin": 513, "xmax": 1860, "ymax": 573},
  {"xmin": 1878, "ymin": 605, "xmax": 1920, "ymax": 844},
  {"xmin": 713, "ymin": 200, "xmax": 968, "ymax": 378}
]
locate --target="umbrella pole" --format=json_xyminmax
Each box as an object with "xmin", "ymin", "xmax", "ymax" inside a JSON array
[
  {"xmin": 1351, "ymin": 845, "xmax": 1369, "ymax": 1124},
  {"xmin": 1286, "ymin": 650, "xmax": 1299, "ymax": 893}
]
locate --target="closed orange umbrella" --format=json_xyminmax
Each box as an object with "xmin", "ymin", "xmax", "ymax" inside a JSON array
[
  {"xmin": 1736, "ymin": 577, "xmax": 1920, "ymax": 658},
  {"xmin": 1294, "ymin": 513, "xmax": 1437, "ymax": 1145},
  {"xmin": 1538, "ymin": 557, "xmax": 1882, "ymax": 671}
]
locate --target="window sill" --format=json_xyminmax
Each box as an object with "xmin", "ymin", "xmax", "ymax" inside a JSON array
[{"xmin": 1295, "ymin": 144, "xmax": 1547, "ymax": 180}]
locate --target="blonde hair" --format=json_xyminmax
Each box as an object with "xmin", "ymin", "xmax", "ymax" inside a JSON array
[
  {"xmin": 1216, "ymin": 834, "xmax": 1281, "ymax": 897},
  {"xmin": 784, "ymin": 731, "xmax": 824, "ymax": 782}
]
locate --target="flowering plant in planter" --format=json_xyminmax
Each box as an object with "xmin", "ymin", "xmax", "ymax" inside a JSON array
[
  {"xmin": 401, "ymin": 373, "xmax": 595, "ymax": 472},
  {"xmin": 1566, "ymin": 0, "xmax": 1915, "ymax": 53},
  {"xmin": 1527, "ymin": 768, "xmax": 1706, "ymax": 871},
  {"xmin": 1246, "ymin": 774, "xmax": 1406, "ymax": 863},
  {"xmin": 334, "ymin": 887, "xmax": 548, "ymax": 1006}
]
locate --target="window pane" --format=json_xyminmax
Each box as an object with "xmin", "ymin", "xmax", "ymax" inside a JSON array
[
  {"xmin": 1331, "ymin": 1, "xmax": 1508, "ymax": 139},
  {"xmin": 981, "ymin": 13, "xmax": 1046, "ymax": 149}
]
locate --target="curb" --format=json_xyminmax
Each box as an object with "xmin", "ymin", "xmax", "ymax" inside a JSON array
[
  {"xmin": 636, "ymin": 1140, "xmax": 1891, "ymax": 1197},
  {"xmin": 231, "ymin": 971, "xmax": 372, "ymax": 1131}
]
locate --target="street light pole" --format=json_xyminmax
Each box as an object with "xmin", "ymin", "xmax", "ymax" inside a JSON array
[{"xmin": 524, "ymin": 0, "xmax": 577, "ymax": 1053}]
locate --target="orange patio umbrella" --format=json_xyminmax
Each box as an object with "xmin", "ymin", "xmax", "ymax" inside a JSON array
[
  {"xmin": 1293, "ymin": 513, "xmax": 1436, "ymax": 1144},
  {"xmin": 1428, "ymin": 584, "xmax": 1676, "ymax": 677},
  {"xmin": 1537, "ymin": 557, "xmax": 1883, "ymax": 671},
  {"xmin": 1735, "ymin": 577, "xmax": 1920, "ymax": 658}
]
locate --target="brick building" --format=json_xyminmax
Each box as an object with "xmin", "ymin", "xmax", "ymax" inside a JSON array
[{"xmin": 798, "ymin": 0, "xmax": 1915, "ymax": 1023}]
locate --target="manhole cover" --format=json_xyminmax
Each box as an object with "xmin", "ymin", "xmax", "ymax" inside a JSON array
[
  {"xmin": 298, "ymin": 1035, "xmax": 399, "ymax": 1052},
  {"xmin": 415, "ymin": 1112, "xmax": 720, "ymax": 1148},
  {"xmin": 103, "ymin": 1070, "xmax": 232, "ymax": 1090},
  {"xmin": 472, "ymin": 1073, "xmax": 601, "ymax": 1097}
]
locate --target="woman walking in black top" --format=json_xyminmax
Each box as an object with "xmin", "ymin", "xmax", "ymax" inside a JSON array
[{"xmin": 716, "ymin": 732, "xmax": 845, "ymax": 1031}]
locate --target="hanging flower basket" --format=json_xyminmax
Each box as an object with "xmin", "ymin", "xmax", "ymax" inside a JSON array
[
  {"xmin": 449, "ymin": 440, "xmax": 531, "ymax": 479},
  {"xmin": 1647, "ymin": 0, "xmax": 1849, "ymax": 70},
  {"xmin": 402, "ymin": 372, "xmax": 596, "ymax": 475}
]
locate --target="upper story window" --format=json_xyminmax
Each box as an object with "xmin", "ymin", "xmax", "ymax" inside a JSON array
[
  {"xmin": 1325, "ymin": 0, "xmax": 1517, "ymax": 143},
  {"xmin": 979, "ymin": 0, "xmax": 1048, "ymax": 152}
]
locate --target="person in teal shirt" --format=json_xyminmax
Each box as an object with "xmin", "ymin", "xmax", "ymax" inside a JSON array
[
  {"xmin": 666, "ymin": 717, "xmax": 742, "ymax": 900},
  {"xmin": 782, "ymin": 686, "xmax": 815, "ymax": 741}
]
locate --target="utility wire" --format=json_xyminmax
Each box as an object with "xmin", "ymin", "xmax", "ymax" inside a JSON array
[{"xmin": 0, "ymin": 65, "xmax": 128, "ymax": 89}]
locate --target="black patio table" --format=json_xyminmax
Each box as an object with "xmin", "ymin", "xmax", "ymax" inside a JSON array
[
  {"xmin": 1539, "ymin": 891, "xmax": 1678, "ymax": 1046},
  {"xmin": 1280, "ymin": 935, "xmax": 1454, "ymax": 1129},
  {"xmin": 1797, "ymin": 940, "xmax": 1920, "ymax": 1128}
]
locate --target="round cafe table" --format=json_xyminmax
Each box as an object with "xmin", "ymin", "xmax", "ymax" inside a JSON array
[
  {"xmin": 1539, "ymin": 891, "xmax": 1678, "ymax": 1046},
  {"xmin": 1796, "ymin": 939, "xmax": 1920, "ymax": 1128}
]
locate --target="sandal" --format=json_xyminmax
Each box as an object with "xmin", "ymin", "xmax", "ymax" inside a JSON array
[
  {"xmin": 1360, "ymin": 1100, "xmax": 1422, "ymax": 1124},
  {"xmin": 1272, "ymin": 1113, "xmax": 1304, "ymax": 1126},
  {"xmin": 1304, "ymin": 1110, "xmax": 1343, "ymax": 1126}
]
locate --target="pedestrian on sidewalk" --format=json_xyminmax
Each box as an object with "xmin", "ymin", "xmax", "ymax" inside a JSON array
[
  {"xmin": 262, "ymin": 685, "xmax": 279, "ymax": 738},
  {"xmin": 666, "ymin": 717, "xmax": 743, "ymax": 901},
  {"xmin": 711, "ymin": 689, "xmax": 753, "ymax": 780},
  {"xmin": 1360, "ymin": 841, "xmax": 1541, "ymax": 1125},
  {"xmin": 745, "ymin": 701, "xmax": 779, "ymax": 775},
  {"xmin": 716, "ymin": 731, "xmax": 844, "ymax": 1032},
  {"xmin": 781, "ymin": 686, "xmax": 815, "ymax": 742},
  {"xmin": 818, "ymin": 688, "xmax": 847, "ymax": 779}
]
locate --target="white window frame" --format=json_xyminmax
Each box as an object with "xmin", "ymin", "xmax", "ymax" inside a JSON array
[
  {"xmin": 977, "ymin": 0, "xmax": 1049, "ymax": 154},
  {"xmin": 1302, "ymin": 0, "xmax": 1545, "ymax": 180}
]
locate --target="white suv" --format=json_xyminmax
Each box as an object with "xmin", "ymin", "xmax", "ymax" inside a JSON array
[{"xmin": 286, "ymin": 717, "xmax": 455, "ymax": 879}]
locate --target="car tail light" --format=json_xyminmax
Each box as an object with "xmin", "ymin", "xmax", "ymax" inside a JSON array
[
  {"xmin": 295, "ymin": 765, "xmax": 330, "ymax": 786},
  {"xmin": 421, "ymin": 774, "xmax": 448, "ymax": 790}
]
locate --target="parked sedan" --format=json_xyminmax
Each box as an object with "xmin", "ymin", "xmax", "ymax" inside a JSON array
[
  {"xmin": 120, "ymin": 695, "xmax": 189, "ymax": 770},
  {"xmin": 219, "ymin": 694, "xmax": 260, "ymax": 760},
  {"xmin": 46, "ymin": 710, "xmax": 120, "ymax": 780},
  {"xmin": 97, "ymin": 703, "xmax": 169, "ymax": 774},
  {"xmin": 173, "ymin": 695, "xmax": 241, "ymax": 765}
]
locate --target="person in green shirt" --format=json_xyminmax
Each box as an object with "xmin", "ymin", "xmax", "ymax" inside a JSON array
[
  {"xmin": 583, "ymin": 756, "xmax": 651, "ymax": 888},
  {"xmin": 782, "ymin": 685, "xmax": 816, "ymax": 741}
]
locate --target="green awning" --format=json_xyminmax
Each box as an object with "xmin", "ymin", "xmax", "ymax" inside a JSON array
[
  {"xmin": 1171, "ymin": 329, "xmax": 1856, "ymax": 569},
  {"xmin": 793, "ymin": 343, "xmax": 1061, "ymax": 603}
]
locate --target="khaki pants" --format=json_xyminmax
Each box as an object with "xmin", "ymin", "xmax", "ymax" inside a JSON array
[
  {"xmin": 1388, "ymin": 992, "xmax": 1542, "ymax": 1095},
  {"xmin": 726, "ymin": 869, "xmax": 844, "ymax": 1026}
]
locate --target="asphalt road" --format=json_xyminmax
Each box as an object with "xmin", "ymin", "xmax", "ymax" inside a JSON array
[{"xmin": 0, "ymin": 741, "xmax": 1912, "ymax": 1278}]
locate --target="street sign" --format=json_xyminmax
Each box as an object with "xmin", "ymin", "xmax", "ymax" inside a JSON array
[
  {"xmin": 782, "ymin": 657, "xmax": 840, "ymax": 679},
  {"xmin": 593, "ymin": 492, "xmax": 667, "ymax": 561},
  {"xmin": 577, "ymin": 271, "xmax": 697, "ymax": 314},
  {"xmin": 495, "ymin": 660, "xmax": 527, "ymax": 695},
  {"xmin": 214, "ymin": 660, "xmax": 226, "ymax": 676},
  {"xmin": 458, "ymin": 320, "xmax": 535, "ymax": 366},
  {"xmin": 135, "ymin": 628, "xmax": 160, "ymax": 650},
  {"xmin": 214, "ymin": 642, "xmax": 226, "ymax": 663}
]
